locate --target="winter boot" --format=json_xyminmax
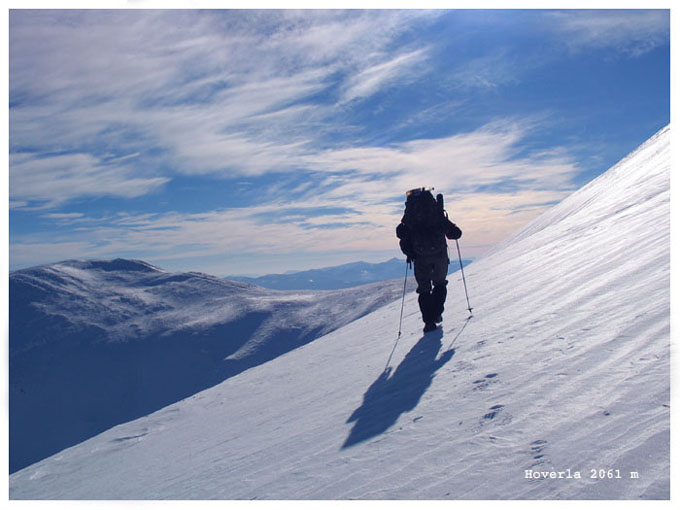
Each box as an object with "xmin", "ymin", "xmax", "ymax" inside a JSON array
[{"xmin": 423, "ymin": 321, "xmax": 438, "ymax": 333}]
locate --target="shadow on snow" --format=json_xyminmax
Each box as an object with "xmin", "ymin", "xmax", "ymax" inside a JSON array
[
  {"xmin": 343, "ymin": 328, "xmax": 455, "ymax": 449},
  {"xmin": 9, "ymin": 312, "xmax": 324, "ymax": 474}
]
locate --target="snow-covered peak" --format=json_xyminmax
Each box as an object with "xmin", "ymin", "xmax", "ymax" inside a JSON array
[{"xmin": 54, "ymin": 258, "xmax": 167, "ymax": 273}]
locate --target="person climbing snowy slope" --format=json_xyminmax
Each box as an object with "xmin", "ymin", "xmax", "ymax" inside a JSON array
[{"xmin": 396, "ymin": 188, "xmax": 462, "ymax": 332}]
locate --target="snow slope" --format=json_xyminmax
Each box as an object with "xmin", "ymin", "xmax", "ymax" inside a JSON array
[
  {"xmin": 9, "ymin": 260, "xmax": 412, "ymax": 473},
  {"xmin": 9, "ymin": 126, "xmax": 670, "ymax": 499}
]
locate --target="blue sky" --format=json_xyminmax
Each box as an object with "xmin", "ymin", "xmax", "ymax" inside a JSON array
[{"xmin": 8, "ymin": 8, "xmax": 670, "ymax": 276}]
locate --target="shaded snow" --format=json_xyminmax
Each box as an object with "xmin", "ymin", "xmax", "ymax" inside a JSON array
[
  {"xmin": 9, "ymin": 126, "xmax": 670, "ymax": 499},
  {"xmin": 10, "ymin": 260, "xmax": 413, "ymax": 473}
]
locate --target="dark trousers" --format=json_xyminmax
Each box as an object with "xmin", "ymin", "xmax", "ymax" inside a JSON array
[{"xmin": 414, "ymin": 253, "xmax": 449, "ymax": 324}]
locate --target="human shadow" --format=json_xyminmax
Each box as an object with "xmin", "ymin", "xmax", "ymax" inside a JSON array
[{"xmin": 342, "ymin": 329, "xmax": 454, "ymax": 449}]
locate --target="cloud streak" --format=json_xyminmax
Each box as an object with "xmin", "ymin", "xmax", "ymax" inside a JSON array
[
  {"xmin": 339, "ymin": 48, "xmax": 429, "ymax": 103},
  {"xmin": 8, "ymin": 9, "xmax": 669, "ymax": 274},
  {"xmin": 9, "ymin": 10, "xmax": 441, "ymax": 206},
  {"xmin": 545, "ymin": 9, "xmax": 669, "ymax": 56},
  {"xmin": 10, "ymin": 9, "xmax": 665, "ymax": 205},
  {"xmin": 11, "ymin": 120, "xmax": 578, "ymax": 272},
  {"xmin": 9, "ymin": 152, "xmax": 169, "ymax": 209}
]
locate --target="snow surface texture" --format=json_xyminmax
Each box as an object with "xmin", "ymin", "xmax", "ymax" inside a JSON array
[
  {"xmin": 10, "ymin": 126, "xmax": 670, "ymax": 499},
  {"xmin": 10, "ymin": 260, "xmax": 413, "ymax": 473}
]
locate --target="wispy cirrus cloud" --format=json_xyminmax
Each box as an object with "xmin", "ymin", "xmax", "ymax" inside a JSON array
[
  {"xmin": 9, "ymin": 9, "xmax": 669, "ymax": 274},
  {"xmin": 545, "ymin": 9, "xmax": 669, "ymax": 56},
  {"xmin": 339, "ymin": 48, "xmax": 429, "ymax": 103},
  {"xmin": 436, "ymin": 10, "xmax": 669, "ymax": 94},
  {"xmin": 448, "ymin": 49, "xmax": 528, "ymax": 90},
  {"xmin": 41, "ymin": 213, "xmax": 85, "ymax": 220},
  {"xmin": 9, "ymin": 152, "xmax": 169, "ymax": 209},
  {"xmin": 11, "ymin": 120, "xmax": 578, "ymax": 271},
  {"xmin": 9, "ymin": 10, "xmax": 441, "ymax": 208},
  {"xmin": 10, "ymin": 187, "xmax": 570, "ymax": 274},
  {"xmin": 9, "ymin": 12, "xmax": 434, "ymax": 145},
  {"xmin": 306, "ymin": 120, "xmax": 576, "ymax": 198}
]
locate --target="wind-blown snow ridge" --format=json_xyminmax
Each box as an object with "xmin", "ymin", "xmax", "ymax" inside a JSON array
[
  {"xmin": 491, "ymin": 125, "xmax": 669, "ymax": 253},
  {"xmin": 55, "ymin": 258, "xmax": 167, "ymax": 273},
  {"xmin": 10, "ymin": 126, "xmax": 670, "ymax": 499}
]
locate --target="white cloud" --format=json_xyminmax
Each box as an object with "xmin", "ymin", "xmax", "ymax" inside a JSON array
[
  {"xmin": 12, "ymin": 10, "xmax": 654, "ymax": 274},
  {"xmin": 10, "ymin": 121, "xmax": 580, "ymax": 271},
  {"xmin": 41, "ymin": 212, "xmax": 85, "ymax": 220},
  {"xmin": 448, "ymin": 50, "xmax": 527, "ymax": 90},
  {"xmin": 10, "ymin": 186, "xmax": 570, "ymax": 274},
  {"xmin": 9, "ymin": 10, "xmax": 444, "ymax": 195},
  {"xmin": 9, "ymin": 153, "xmax": 169, "ymax": 208},
  {"xmin": 306, "ymin": 120, "xmax": 576, "ymax": 196},
  {"xmin": 339, "ymin": 49, "xmax": 428, "ymax": 103},
  {"xmin": 546, "ymin": 10, "xmax": 669, "ymax": 56},
  {"xmin": 438, "ymin": 10, "xmax": 669, "ymax": 93}
]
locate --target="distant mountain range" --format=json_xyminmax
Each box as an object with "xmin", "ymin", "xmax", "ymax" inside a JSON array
[{"xmin": 227, "ymin": 257, "xmax": 473, "ymax": 290}]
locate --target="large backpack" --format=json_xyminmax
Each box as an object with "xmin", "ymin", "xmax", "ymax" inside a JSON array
[{"xmin": 399, "ymin": 188, "xmax": 447, "ymax": 257}]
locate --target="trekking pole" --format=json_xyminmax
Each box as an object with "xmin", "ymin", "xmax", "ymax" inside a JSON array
[
  {"xmin": 397, "ymin": 259, "xmax": 409, "ymax": 337},
  {"xmin": 455, "ymin": 239, "xmax": 473, "ymax": 315},
  {"xmin": 385, "ymin": 260, "xmax": 410, "ymax": 370}
]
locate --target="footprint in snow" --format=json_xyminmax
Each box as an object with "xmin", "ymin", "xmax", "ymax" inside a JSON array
[
  {"xmin": 483, "ymin": 404, "xmax": 504, "ymax": 420},
  {"xmin": 112, "ymin": 431, "xmax": 148, "ymax": 443},
  {"xmin": 473, "ymin": 373, "xmax": 498, "ymax": 391},
  {"xmin": 531, "ymin": 439, "xmax": 547, "ymax": 454},
  {"xmin": 473, "ymin": 404, "xmax": 512, "ymax": 432},
  {"xmin": 528, "ymin": 439, "xmax": 549, "ymax": 468}
]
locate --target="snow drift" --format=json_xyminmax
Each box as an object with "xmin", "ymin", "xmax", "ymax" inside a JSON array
[
  {"xmin": 9, "ymin": 126, "xmax": 670, "ymax": 499},
  {"xmin": 9, "ymin": 260, "xmax": 412, "ymax": 473}
]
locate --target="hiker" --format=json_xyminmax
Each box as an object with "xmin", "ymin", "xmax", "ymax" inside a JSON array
[{"xmin": 396, "ymin": 188, "xmax": 462, "ymax": 332}]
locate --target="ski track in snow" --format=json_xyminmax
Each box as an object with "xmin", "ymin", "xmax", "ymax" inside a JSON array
[{"xmin": 9, "ymin": 126, "xmax": 670, "ymax": 499}]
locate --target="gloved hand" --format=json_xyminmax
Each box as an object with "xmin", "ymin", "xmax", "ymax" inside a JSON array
[{"xmin": 445, "ymin": 221, "xmax": 462, "ymax": 240}]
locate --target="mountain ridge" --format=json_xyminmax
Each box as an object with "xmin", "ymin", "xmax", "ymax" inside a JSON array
[
  {"xmin": 227, "ymin": 256, "xmax": 472, "ymax": 290},
  {"xmin": 9, "ymin": 260, "xmax": 413, "ymax": 473}
]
